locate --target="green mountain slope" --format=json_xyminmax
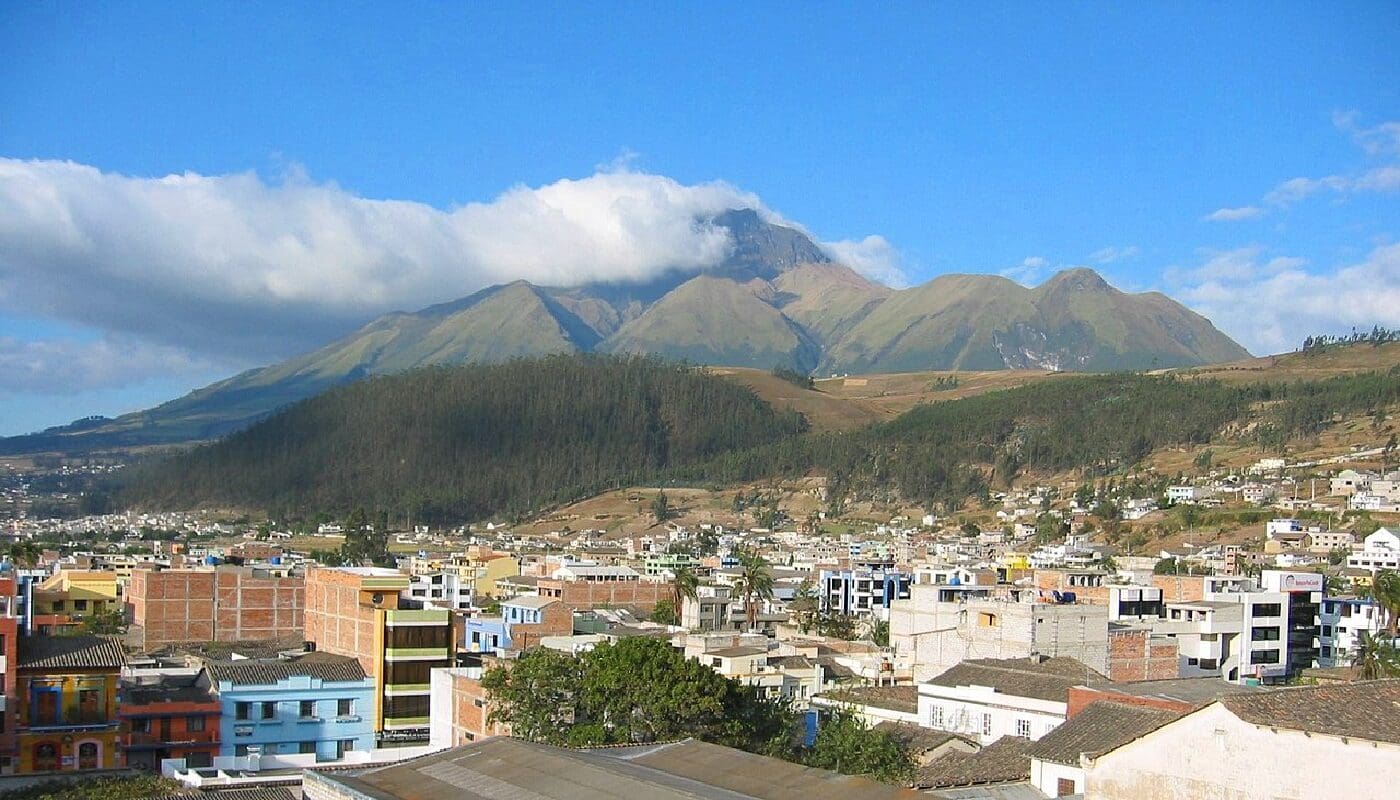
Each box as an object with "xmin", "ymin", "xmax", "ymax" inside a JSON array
[{"xmin": 122, "ymin": 355, "xmax": 808, "ymax": 521}]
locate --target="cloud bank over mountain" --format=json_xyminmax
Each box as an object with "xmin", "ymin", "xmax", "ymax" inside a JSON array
[{"xmin": 0, "ymin": 159, "xmax": 901, "ymax": 364}]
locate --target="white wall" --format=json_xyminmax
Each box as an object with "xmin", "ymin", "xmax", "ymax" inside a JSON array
[
  {"xmin": 1032, "ymin": 759, "xmax": 1084, "ymax": 798},
  {"xmin": 1086, "ymin": 703, "xmax": 1400, "ymax": 800},
  {"xmin": 918, "ymin": 684, "xmax": 1065, "ymax": 745}
]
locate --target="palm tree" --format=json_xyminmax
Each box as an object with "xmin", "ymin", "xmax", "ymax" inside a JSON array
[
  {"xmin": 671, "ymin": 564, "xmax": 700, "ymax": 624},
  {"xmin": 1368, "ymin": 569, "xmax": 1400, "ymax": 637},
  {"xmin": 789, "ymin": 579, "xmax": 819, "ymax": 634},
  {"xmin": 1352, "ymin": 631, "xmax": 1400, "ymax": 680},
  {"xmin": 733, "ymin": 548, "xmax": 774, "ymax": 631}
]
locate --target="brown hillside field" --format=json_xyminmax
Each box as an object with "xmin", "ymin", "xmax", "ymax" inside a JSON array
[
  {"xmin": 713, "ymin": 367, "xmax": 1061, "ymax": 431},
  {"xmin": 1168, "ymin": 341, "xmax": 1400, "ymax": 384}
]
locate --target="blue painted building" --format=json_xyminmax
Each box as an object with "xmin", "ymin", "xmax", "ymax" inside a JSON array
[
  {"xmin": 203, "ymin": 654, "xmax": 375, "ymax": 762},
  {"xmin": 819, "ymin": 568, "xmax": 913, "ymax": 621},
  {"xmin": 464, "ymin": 595, "xmax": 567, "ymax": 655}
]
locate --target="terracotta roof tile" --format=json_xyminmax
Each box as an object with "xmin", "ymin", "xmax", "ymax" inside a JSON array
[
  {"xmin": 1221, "ymin": 679, "xmax": 1400, "ymax": 745},
  {"xmin": 17, "ymin": 635, "xmax": 126, "ymax": 670},
  {"xmin": 1028, "ymin": 701, "xmax": 1181, "ymax": 766},
  {"xmin": 924, "ymin": 657, "xmax": 1106, "ymax": 703},
  {"xmin": 913, "ymin": 736, "xmax": 1034, "ymax": 789}
]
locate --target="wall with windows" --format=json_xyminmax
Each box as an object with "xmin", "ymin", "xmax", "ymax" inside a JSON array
[
  {"xmin": 15, "ymin": 670, "xmax": 121, "ymax": 773},
  {"xmin": 917, "ymin": 682, "xmax": 1067, "ymax": 746},
  {"xmin": 213, "ymin": 674, "xmax": 374, "ymax": 762}
]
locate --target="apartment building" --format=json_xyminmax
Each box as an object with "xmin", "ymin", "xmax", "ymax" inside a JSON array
[
  {"xmin": 819, "ymin": 567, "xmax": 913, "ymax": 621},
  {"xmin": 303, "ymin": 567, "xmax": 454, "ymax": 746},
  {"xmin": 1318, "ymin": 595, "xmax": 1384, "ymax": 666}
]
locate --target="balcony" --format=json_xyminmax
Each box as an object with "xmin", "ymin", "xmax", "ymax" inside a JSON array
[{"xmin": 125, "ymin": 731, "xmax": 218, "ymax": 749}]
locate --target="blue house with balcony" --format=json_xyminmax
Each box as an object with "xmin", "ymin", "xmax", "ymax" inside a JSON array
[
  {"xmin": 819, "ymin": 568, "xmax": 913, "ymax": 621},
  {"xmin": 464, "ymin": 595, "xmax": 571, "ymax": 655},
  {"xmin": 203, "ymin": 653, "xmax": 375, "ymax": 762}
]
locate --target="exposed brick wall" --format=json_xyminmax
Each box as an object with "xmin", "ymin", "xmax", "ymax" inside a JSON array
[
  {"xmin": 303, "ymin": 568, "xmax": 379, "ymax": 676},
  {"xmin": 1107, "ymin": 628, "xmax": 1180, "ymax": 683},
  {"xmin": 1151, "ymin": 575, "xmax": 1205, "ymax": 602},
  {"xmin": 127, "ymin": 568, "xmax": 303, "ymax": 649},
  {"xmin": 508, "ymin": 602, "xmax": 574, "ymax": 651},
  {"xmin": 1034, "ymin": 570, "xmax": 1110, "ymax": 605},
  {"xmin": 537, "ymin": 578, "xmax": 673, "ymax": 612},
  {"xmin": 450, "ymin": 671, "xmax": 509, "ymax": 744}
]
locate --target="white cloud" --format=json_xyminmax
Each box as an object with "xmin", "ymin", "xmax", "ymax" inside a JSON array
[
  {"xmin": 1000, "ymin": 256, "xmax": 1049, "ymax": 286},
  {"xmin": 820, "ymin": 235, "xmax": 910, "ymax": 288},
  {"xmin": 1173, "ymin": 243, "xmax": 1400, "ymax": 355},
  {"xmin": 0, "ymin": 335, "xmax": 230, "ymax": 396},
  {"xmin": 1333, "ymin": 110, "xmax": 1400, "ymax": 157},
  {"xmin": 1204, "ymin": 206, "xmax": 1263, "ymax": 222},
  {"xmin": 0, "ymin": 159, "xmax": 911, "ymax": 365},
  {"xmin": 1089, "ymin": 245, "xmax": 1140, "ymax": 263}
]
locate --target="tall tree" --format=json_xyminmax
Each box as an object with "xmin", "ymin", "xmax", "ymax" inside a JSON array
[
  {"xmin": 671, "ymin": 564, "xmax": 700, "ymax": 622},
  {"xmin": 734, "ymin": 548, "xmax": 775, "ymax": 631},
  {"xmin": 806, "ymin": 708, "xmax": 914, "ymax": 784}
]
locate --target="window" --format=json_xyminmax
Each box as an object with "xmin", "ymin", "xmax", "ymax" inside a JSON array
[
  {"xmin": 1253, "ymin": 603, "xmax": 1282, "ymax": 617},
  {"xmin": 982, "ymin": 713, "xmax": 992, "ymax": 737},
  {"xmin": 1016, "ymin": 718, "xmax": 1031, "ymax": 737},
  {"xmin": 384, "ymin": 661, "xmax": 434, "ymax": 686},
  {"xmin": 977, "ymin": 612, "xmax": 999, "ymax": 627},
  {"xmin": 383, "ymin": 695, "xmax": 430, "ymax": 720},
  {"xmin": 131, "ymin": 717, "xmax": 151, "ymax": 733},
  {"xmin": 300, "ymin": 741, "xmax": 317, "ymax": 755},
  {"xmin": 74, "ymin": 599, "xmax": 88, "ymax": 610},
  {"xmin": 337, "ymin": 739, "xmax": 355, "ymax": 759},
  {"xmin": 186, "ymin": 752, "xmax": 211, "ymax": 768},
  {"xmin": 1250, "ymin": 649, "xmax": 1281, "ymax": 665},
  {"xmin": 1057, "ymin": 777, "xmax": 1077, "ymax": 797},
  {"xmin": 929, "ymin": 705, "xmax": 944, "ymax": 727},
  {"xmin": 1322, "ymin": 625, "xmax": 1332, "ymax": 637},
  {"xmin": 234, "ymin": 744, "xmax": 249, "ymax": 757},
  {"xmin": 78, "ymin": 688, "xmax": 104, "ymax": 723},
  {"xmin": 1251, "ymin": 626, "xmax": 1281, "ymax": 641},
  {"xmin": 338, "ymin": 698, "xmax": 354, "ymax": 716},
  {"xmin": 235, "ymin": 702, "xmax": 251, "ymax": 721},
  {"xmin": 187, "ymin": 715, "xmax": 205, "ymax": 732},
  {"xmin": 385, "ymin": 624, "xmax": 450, "ymax": 649},
  {"xmin": 300, "ymin": 700, "xmax": 316, "ymax": 719},
  {"xmin": 261, "ymin": 701, "xmax": 277, "ymax": 720}
]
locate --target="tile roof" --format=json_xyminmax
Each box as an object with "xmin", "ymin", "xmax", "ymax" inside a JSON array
[
  {"xmin": 912, "ymin": 736, "xmax": 1035, "ymax": 789},
  {"xmin": 1079, "ymin": 676, "xmax": 1264, "ymax": 706},
  {"xmin": 1220, "ymin": 679, "xmax": 1400, "ymax": 745},
  {"xmin": 17, "ymin": 635, "xmax": 126, "ymax": 670},
  {"xmin": 204, "ymin": 653, "xmax": 367, "ymax": 686},
  {"xmin": 924, "ymin": 657, "xmax": 1106, "ymax": 703},
  {"xmin": 818, "ymin": 685, "xmax": 919, "ymax": 714},
  {"xmin": 1028, "ymin": 701, "xmax": 1181, "ymax": 766},
  {"xmin": 874, "ymin": 721, "xmax": 976, "ymax": 754}
]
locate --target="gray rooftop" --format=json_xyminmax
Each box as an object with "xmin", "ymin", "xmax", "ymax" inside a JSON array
[
  {"xmin": 1081, "ymin": 677, "xmax": 1264, "ymax": 706},
  {"xmin": 924, "ymin": 657, "xmax": 1106, "ymax": 703},
  {"xmin": 319, "ymin": 737, "xmax": 922, "ymax": 799}
]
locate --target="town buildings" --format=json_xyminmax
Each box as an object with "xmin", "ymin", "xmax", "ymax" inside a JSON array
[
  {"xmin": 917, "ymin": 656, "xmax": 1106, "ymax": 745},
  {"xmin": 818, "ymin": 567, "xmax": 913, "ymax": 621}
]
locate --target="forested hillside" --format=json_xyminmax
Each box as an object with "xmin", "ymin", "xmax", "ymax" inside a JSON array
[
  {"xmin": 122, "ymin": 356, "xmax": 807, "ymax": 521},
  {"xmin": 121, "ymin": 356, "xmax": 1400, "ymax": 523}
]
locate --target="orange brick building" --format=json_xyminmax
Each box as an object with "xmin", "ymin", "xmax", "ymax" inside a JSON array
[
  {"xmin": 127, "ymin": 567, "xmax": 304, "ymax": 649},
  {"xmin": 536, "ymin": 567, "xmax": 673, "ymax": 612},
  {"xmin": 118, "ymin": 673, "xmax": 220, "ymax": 769}
]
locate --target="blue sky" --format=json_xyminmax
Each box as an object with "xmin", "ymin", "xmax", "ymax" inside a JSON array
[{"xmin": 1, "ymin": 2, "xmax": 1398, "ymax": 435}]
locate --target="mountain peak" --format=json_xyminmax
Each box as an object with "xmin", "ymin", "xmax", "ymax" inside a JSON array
[
  {"xmin": 1038, "ymin": 267, "xmax": 1112, "ymax": 293},
  {"xmin": 708, "ymin": 208, "xmax": 830, "ymax": 279}
]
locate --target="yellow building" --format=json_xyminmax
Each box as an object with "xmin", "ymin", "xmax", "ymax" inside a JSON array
[
  {"xmin": 16, "ymin": 635, "xmax": 125, "ymax": 773},
  {"xmin": 466, "ymin": 554, "xmax": 521, "ymax": 597},
  {"xmin": 31, "ymin": 571, "xmax": 121, "ymax": 634},
  {"xmin": 999, "ymin": 551, "xmax": 1031, "ymax": 571}
]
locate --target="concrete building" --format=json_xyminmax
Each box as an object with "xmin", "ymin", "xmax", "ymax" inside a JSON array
[
  {"xmin": 29, "ymin": 570, "xmax": 120, "ymax": 635},
  {"xmin": 889, "ymin": 582, "xmax": 1109, "ymax": 682},
  {"xmin": 303, "ymin": 567, "xmax": 455, "ymax": 746},
  {"xmin": 1319, "ymin": 595, "xmax": 1384, "ymax": 666},
  {"xmin": 537, "ymin": 565, "xmax": 673, "ymax": 612},
  {"xmin": 427, "ymin": 665, "xmax": 509, "ymax": 749},
  {"xmin": 818, "ymin": 567, "xmax": 913, "ymax": 621},
  {"xmin": 917, "ymin": 656, "xmax": 1106, "ymax": 745},
  {"xmin": 680, "ymin": 585, "xmax": 736, "ymax": 632},
  {"xmin": 1347, "ymin": 527, "xmax": 1400, "ymax": 572},
  {"xmin": 405, "ymin": 570, "xmax": 474, "ymax": 611},
  {"xmin": 127, "ymin": 566, "xmax": 305, "ymax": 649},
  {"xmin": 204, "ymin": 654, "xmax": 374, "ymax": 762},
  {"xmin": 1081, "ymin": 681, "xmax": 1400, "ymax": 800}
]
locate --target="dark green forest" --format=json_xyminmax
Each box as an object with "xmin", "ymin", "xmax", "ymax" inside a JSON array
[
  {"xmin": 122, "ymin": 355, "xmax": 806, "ymax": 522},
  {"xmin": 121, "ymin": 354, "xmax": 1400, "ymax": 522}
]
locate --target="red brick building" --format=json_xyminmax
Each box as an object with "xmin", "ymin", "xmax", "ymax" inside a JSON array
[
  {"xmin": 118, "ymin": 673, "xmax": 220, "ymax": 769},
  {"xmin": 536, "ymin": 566, "xmax": 673, "ymax": 612},
  {"xmin": 0, "ymin": 575, "xmax": 19, "ymax": 775},
  {"xmin": 127, "ymin": 567, "xmax": 304, "ymax": 649}
]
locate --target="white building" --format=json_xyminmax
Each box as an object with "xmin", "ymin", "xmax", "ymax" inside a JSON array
[
  {"xmin": 1347, "ymin": 527, "xmax": 1400, "ymax": 572},
  {"xmin": 1028, "ymin": 701, "xmax": 1182, "ymax": 798},
  {"xmin": 1081, "ymin": 682, "xmax": 1400, "ymax": 800},
  {"xmin": 406, "ymin": 571, "xmax": 475, "ymax": 611},
  {"xmin": 918, "ymin": 656, "xmax": 1105, "ymax": 745},
  {"xmin": 1166, "ymin": 486, "xmax": 1213, "ymax": 504},
  {"xmin": 1328, "ymin": 469, "xmax": 1374, "ymax": 496}
]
